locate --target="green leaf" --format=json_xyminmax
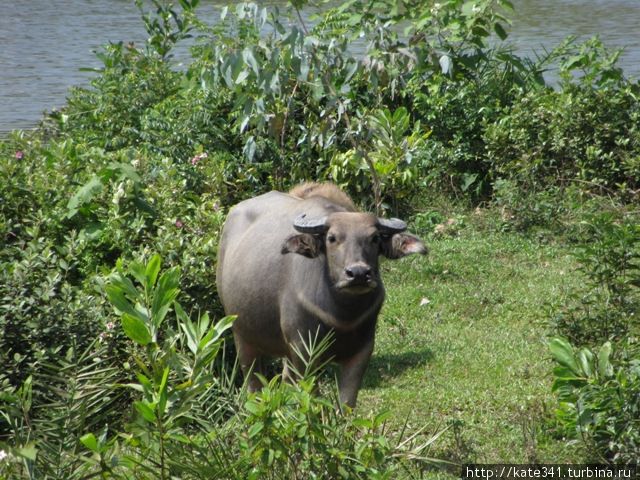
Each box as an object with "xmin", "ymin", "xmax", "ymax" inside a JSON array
[
  {"xmin": 122, "ymin": 313, "xmax": 152, "ymax": 346},
  {"xmin": 196, "ymin": 315, "xmax": 234, "ymax": 361},
  {"xmin": 17, "ymin": 444, "xmax": 37, "ymax": 461},
  {"xmin": 597, "ymin": 342, "xmax": 613, "ymax": 378},
  {"xmin": 158, "ymin": 367, "xmax": 170, "ymax": 416},
  {"xmin": 198, "ymin": 311, "xmax": 211, "ymax": 334},
  {"xmin": 439, "ymin": 54, "xmax": 452, "ymax": 76},
  {"xmin": 158, "ymin": 266, "xmax": 181, "ymax": 292},
  {"xmin": 213, "ymin": 315, "xmax": 235, "ymax": 340},
  {"xmin": 461, "ymin": 173, "xmax": 479, "ymax": 192},
  {"xmin": 107, "ymin": 161, "xmax": 142, "ymax": 182},
  {"xmin": 106, "ymin": 284, "xmax": 144, "ymax": 320},
  {"xmin": 576, "ymin": 348, "xmax": 594, "ymax": 377},
  {"xmin": 235, "ymin": 69, "xmax": 250, "ymax": 85},
  {"xmin": 135, "ymin": 372, "xmax": 153, "ymax": 393},
  {"xmin": 244, "ymin": 399, "xmax": 262, "ymax": 415},
  {"xmin": 80, "ymin": 222, "xmax": 104, "ymax": 242},
  {"xmin": 129, "ymin": 261, "xmax": 148, "ymax": 287},
  {"xmin": 145, "ymin": 254, "xmax": 162, "ymax": 289},
  {"xmin": 243, "ymin": 136, "xmax": 257, "ymax": 161},
  {"xmin": 66, "ymin": 176, "xmax": 103, "ymax": 218},
  {"xmin": 110, "ymin": 274, "xmax": 142, "ymax": 303},
  {"xmin": 243, "ymin": 48, "xmax": 259, "ymax": 75},
  {"xmin": 549, "ymin": 338, "xmax": 580, "ymax": 375},
  {"xmin": 564, "ymin": 55, "xmax": 585, "ymax": 70},
  {"xmin": 500, "ymin": 0, "xmax": 515, "ymax": 11},
  {"xmin": 494, "ymin": 22, "xmax": 508, "ymax": 41},
  {"xmin": 353, "ymin": 418, "xmax": 373, "ymax": 429},
  {"xmin": 373, "ymin": 410, "xmax": 392, "ymax": 427},
  {"xmin": 176, "ymin": 303, "xmax": 199, "ymax": 354},
  {"xmin": 343, "ymin": 60, "xmax": 359, "ymax": 84},
  {"xmin": 248, "ymin": 421, "xmax": 265, "ymax": 438},
  {"xmin": 80, "ymin": 433, "xmax": 99, "ymax": 453},
  {"xmin": 134, "ymin": 401, "xmax": 157, "ymax": 423},
  {"xmin": 151, "ymin": 267, "xmax": 180, "ymax": 327}
]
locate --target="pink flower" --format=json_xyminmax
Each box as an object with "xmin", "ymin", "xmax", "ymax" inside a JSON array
[
  {"xmin": 175, "ymin": 219, "xmax": 184, "ymax": 228},
  {"xmin": 190, "ymin": 152, "xmax": 208, "ymax": 165},
  {"xmin": 15, "ymin": 151, "xmax": 24, "ymax": 160}
]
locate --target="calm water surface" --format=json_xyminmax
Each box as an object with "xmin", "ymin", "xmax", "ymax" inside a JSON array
[{"xmin": 1, "ymin": 0, "xmax": 639, "ymax": 134}]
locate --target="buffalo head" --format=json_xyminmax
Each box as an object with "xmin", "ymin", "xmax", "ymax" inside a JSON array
[{"xmin": 282, "ymin": 212, "xmax": 426, "ymax": 294}]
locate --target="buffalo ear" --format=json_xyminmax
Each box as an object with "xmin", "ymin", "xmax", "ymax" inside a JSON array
[
  {"xmin": 282, "ymin": 233, "xmax": 323, "ymax": 258},
  {"xmin": 381, "ymin": 233, "xmax": 427, "ymax": 259}
]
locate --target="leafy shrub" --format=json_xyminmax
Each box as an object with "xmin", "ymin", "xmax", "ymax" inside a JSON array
[
  {"xmin": 485, "ymin": 39, "xmax": 640, "ymax": 199},
  {"xmin": 491, "ymin": 179, "xmax": 567, "ymax": 233},
  {"xmin": 238, "ymin": 378, "xmax": 446, "ymax": 480},
  {"xmin": 329, "ymin": 107, "xmax": 430, "ymax": 214},
  {"xmin": 552, "ymin": 212, "xmax": 639, "ymax": 345},
  {"xmin": 63, "ymin": 43, "xmax": 183, "ymax": 151},
  {"xmin": 0, "ymin": 128, "xmax": 227, "ymax": 387},
  {"xmin": 42, "ymin": 0, "xmax": 640, "ymax": 212},
  {"xmin": 549, "ymin": 211, "xmax": 639, "ymax": 463},
  {"xmin": 3, "ymin": 0, "xmax": 640, "ymax": 474},
  {"xmin": 1, "ymin": 254, "xmax": 444, "ymax": 479},
  {"xmin": 0, "ymin": 235, "xmax": 108, "ymax": 386},
  {"xmin": 0, "ymin": 341, "xmax": 128, "ymax": 478},
  {"xmin": 550, "ymin": 337, "xmax": 640, "ymax": 464},
  {"xmin": 0, "ymin": 254, "xmax": 238, "ymax": 479},
  {"xmin": 181, "ymin": 0, "xmax": 547, "ymax": 210}
]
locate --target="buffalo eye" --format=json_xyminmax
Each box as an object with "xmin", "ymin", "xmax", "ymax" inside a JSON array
[
  {"xmin": 327, "ymin": 234, "xmax": 337, "ymax": 244},
  {"xmin": 371, "ymin": 234, "xmax": 381, "ymax": 244}
]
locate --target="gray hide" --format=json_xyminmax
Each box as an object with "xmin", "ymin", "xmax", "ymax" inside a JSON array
[{"xmin": 216, "ymin": 189, "xmax": 426, "ymax": 407}]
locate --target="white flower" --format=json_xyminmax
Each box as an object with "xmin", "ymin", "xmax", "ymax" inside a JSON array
[
  {"xmin": 112, "ymin": 183, "xmax": 126, "ymax": 205},
  {"xmin": 0, "ymin": 450, "xmax": 8, "ymax": 461}
]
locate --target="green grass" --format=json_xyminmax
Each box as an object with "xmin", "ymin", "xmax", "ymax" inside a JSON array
[{"xmin": 357, "ymin": 225, "xmax": 585, "ymax": 470}]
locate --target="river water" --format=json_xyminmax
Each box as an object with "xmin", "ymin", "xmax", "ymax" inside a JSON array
[{"xmin": 1, "ymin": 0, "xmax": 639, "ymax": 135}]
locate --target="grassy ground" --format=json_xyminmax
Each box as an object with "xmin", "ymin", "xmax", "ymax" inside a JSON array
[{"xmin": 356, "ymin": 221, "xmax": 585, "ymax": 473}]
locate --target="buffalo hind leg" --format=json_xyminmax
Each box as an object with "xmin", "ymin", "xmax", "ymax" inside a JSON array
[{"xmin": 234, "ymin": 335, "xmax": 264, "ymax": 392}]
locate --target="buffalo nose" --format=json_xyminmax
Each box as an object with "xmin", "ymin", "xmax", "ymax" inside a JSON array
[{"xmin": 345, "ymin": 264, "xmax": 372, "ymax": 282}]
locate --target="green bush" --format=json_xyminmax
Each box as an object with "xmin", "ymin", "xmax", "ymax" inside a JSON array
[
  {"xmin": 63, "ymin": 44, "xmax": 183, "ymax": 151},
  {"xmin": 549, "ymin": 211, "xmax": 639, "ymax": 463},
  {"xmin": 0, "ymin": 128, "xmax": 226, "ymax": 387},
  {"xmin": 0, "ymin": 235, "xmax": 108, "ymax": 386},
  {"xmin": 1, "ymin": 255, "xmax": 444, "ymax": 479},
  {"xmin": 36, "ymin": 0, "xmax": 640, "ymax": 213},
  {"xmin": 552, "ymin": 212, "xmax": 640, "ymax": 345},
  {"xmin": 3, "ymin": 0, "xmax": 640, "ymax": 474},
  {"xmin": 550, "ymin": 338, "xmax": 640, "ymax": 464},
  {"xmin": 485, "ymin": 40, "xmax": 640, "ymax": 199}
]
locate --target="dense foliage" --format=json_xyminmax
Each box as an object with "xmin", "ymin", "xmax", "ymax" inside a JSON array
[
  {"xmin": 1, "ymin": 0, "xmax": 639, "ymax": 475},
  {"xmin": 550, "ymin": 338, "xmax": 640, "ymax": 464},
  {"xmin": 549, "ymin": 211, "xmax": 639, "ymax": 464},
  {"xmin": 2, "ymin": 255, "xmax": 440, "ymax": 478}
]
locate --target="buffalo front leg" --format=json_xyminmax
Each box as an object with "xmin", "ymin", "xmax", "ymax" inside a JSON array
[
  {"xmin": 233, "ymin": 334, "xmax": 264, "ymax": 393},
  {"xmin": 338, "ymin": 341, "xmax": 374, "ymax": 408}
]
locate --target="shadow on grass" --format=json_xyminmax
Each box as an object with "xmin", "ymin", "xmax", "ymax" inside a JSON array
[{"xmin": 364, "ymin": 348, "xmax": 435, "ymax": 388}]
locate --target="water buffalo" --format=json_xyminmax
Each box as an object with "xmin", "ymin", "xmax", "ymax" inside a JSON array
[{"xmin": 216, "ymin": 182, "xmax": 426, "ymax": 407}]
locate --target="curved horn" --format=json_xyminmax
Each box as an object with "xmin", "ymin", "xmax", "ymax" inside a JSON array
[
  {"xmin": 377, "ymin": 217, "xmax": 407, "ymax": 234},
  {"xmin": 293, "ymin": 214, "xmax": 328, "ymax": 234}
]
